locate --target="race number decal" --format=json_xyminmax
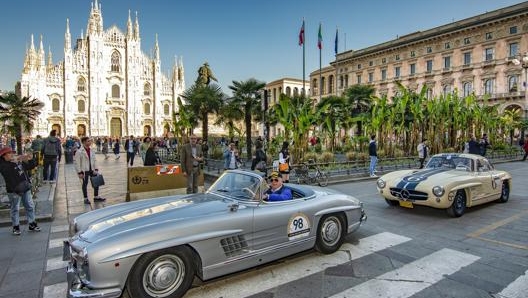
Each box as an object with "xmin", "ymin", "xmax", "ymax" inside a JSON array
[{"xmin": 287, "ymin": 213, "xmax": 311, "ymax": 240}]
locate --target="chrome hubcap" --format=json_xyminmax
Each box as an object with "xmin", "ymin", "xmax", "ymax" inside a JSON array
[
  {"xmin": 143, "ymin": 255, "xmax": 185, "ymax": 297},
  {"xmin": 321, "ymin": 217, "xmax": 341, "ymax": 246}
]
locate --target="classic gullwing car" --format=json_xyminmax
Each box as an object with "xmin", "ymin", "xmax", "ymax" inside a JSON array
[
  {"xmin": 376, "ymin": 153, "xmax": 511, "ymax": 217},
  {"xmin": 63, "ymin": 170, "xmax": 366, "ymax": 298}
]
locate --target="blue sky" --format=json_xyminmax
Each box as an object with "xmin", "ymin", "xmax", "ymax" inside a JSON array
[{"xmin": 0, "ymin": 0, "xmax": 524, "ymax": 95}]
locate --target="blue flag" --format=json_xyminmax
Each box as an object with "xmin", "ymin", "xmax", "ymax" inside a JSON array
[{"xmin": 334, "ymin": 28, "xmax": 338, "ymax": 55}]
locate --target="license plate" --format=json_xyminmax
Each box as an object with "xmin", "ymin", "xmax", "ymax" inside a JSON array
[{"xmin": 399, "ymin": 201, "xmax": 414, "ymax": 208}]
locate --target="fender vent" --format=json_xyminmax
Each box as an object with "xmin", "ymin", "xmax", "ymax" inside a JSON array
[{"xmin": 220, "ymin": 235, "xmax": 249, "ymax": 257}]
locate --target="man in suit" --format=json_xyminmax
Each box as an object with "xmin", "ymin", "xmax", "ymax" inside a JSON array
[{"xmin": 180, "ymin": 134, "xmax": 203, "ymax": 194}]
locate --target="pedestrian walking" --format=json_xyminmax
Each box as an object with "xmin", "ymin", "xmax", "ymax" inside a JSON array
[
  {"xmin": 124, "ymin": 135, "xmax": 137, "ymax": 166},
  {"xmin": 278, "ymin": 141, "xmax": 291, "ymax": 183},
  {"xmin": 417, "ymin": 138, "xmax": 428, "ymax": 169},
  {"xmin": 101, "ymin": 137, "xmax": 109, "ymax": 159},
  {"xmin": 180, "ymin": 134, "xmax": 203, "ymax": 194},
  {"xmin": 523, "ymin": 135, "xmax": 528, "ymax": 161},
  {"xmin": 0, "ymin": 147, "xmax": 40, "ymax": 235},
  {"xmin": 74, "ymin": 137, "xmax": 106, "ymax": 205},
  {"xmin": 369, "ymin": 134, "xmax": 378, "ymax": 177},
  {"xmin": 41, "ymin": 129, "xmax": 62, "ymax": 183},
  {"xmin": 113, "ymin": 138, "xmax": 121, "ymax": 159}
]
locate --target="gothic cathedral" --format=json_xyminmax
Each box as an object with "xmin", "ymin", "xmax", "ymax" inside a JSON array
[{"xmin": 18, "ymin": 0, "xmax": 185, "ymax": 138}]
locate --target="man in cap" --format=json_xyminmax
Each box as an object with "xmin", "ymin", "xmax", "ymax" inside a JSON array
[
  {"xmin": 263, "ymin": 171, "xmax": 292, "ymax": 201},
  {"xmin": 0, "ymin": 147, "xmax": 40, "ymax": 235}
]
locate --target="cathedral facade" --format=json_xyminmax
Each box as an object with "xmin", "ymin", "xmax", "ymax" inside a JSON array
[{"xmin": 18, "ymin": 0, "xmax": 185, "ymax": 138}]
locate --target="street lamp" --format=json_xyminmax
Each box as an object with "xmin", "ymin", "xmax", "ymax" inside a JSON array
[{"xmin": 511, "ymin": 52, "xmax": 528, "ymax": 137}]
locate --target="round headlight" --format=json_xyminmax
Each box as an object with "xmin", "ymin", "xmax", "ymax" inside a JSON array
[
  {"xmin": 432, "ymin": 186, "xmax": 445, "ymax": 197},
  {"xmin": 377, "ymin": 178, "xmax": 386, "ymax": 189}
]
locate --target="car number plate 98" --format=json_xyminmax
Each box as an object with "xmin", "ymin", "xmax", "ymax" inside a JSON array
[{"xmin": 399, "ymin": 201, "xmax": 413, "ymax": 208}]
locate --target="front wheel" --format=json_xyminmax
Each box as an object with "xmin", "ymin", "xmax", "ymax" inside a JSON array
[
  {"xmin": 446, "ymin": 190, "xmax": 466, "ymax": 217},
  {"xmin": 126, "ymin": 246, "xmax": 195, "ymax": 298},
  {"xmin": 497, "ymin": 181, "xmax": 509, "ymax": 203},
  {"xmin": 315, "ymin": 214, "xmax": 346, "ymax": 254}
]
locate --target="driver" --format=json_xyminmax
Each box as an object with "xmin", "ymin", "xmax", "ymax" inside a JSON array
[{"xmin": 263, "ymin": 171, "xmax": 292, "ymax": 201}]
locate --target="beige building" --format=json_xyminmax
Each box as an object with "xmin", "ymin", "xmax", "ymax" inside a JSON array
[
  {"xmin": 264, "ymin": 78, "xmax": 310, "ymax": 138},
  {"xmin": 311, "ymin": 1, "xmax": 528, "ymax": 118}
]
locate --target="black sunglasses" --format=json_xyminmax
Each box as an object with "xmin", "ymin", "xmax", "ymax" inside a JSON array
[{"xmin": 270, "ymin": 178, "xmax": 280, "ymax": 182}]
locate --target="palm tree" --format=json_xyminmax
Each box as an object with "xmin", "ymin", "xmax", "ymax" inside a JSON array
[
  {"xmin": 343, "ymin": 84, "xmax": 375, "ymax": 135},
  {"xmin": 228, "ymin": 79, "xmax": 266, "ymax": 160},
  {"xmin": 316, "ymin": 95, "xmax": 347, "ymax": 151},
  {"xmin": 216, "ymin": 98, "xmax": 244, "ymax": 140},
  {"xmin": 181, "ymin": 83, "xmax": 225, "ymax": 141},
  {"xmin": 0, "ymin": 92, "xmax": 44, "ymax": 154}
]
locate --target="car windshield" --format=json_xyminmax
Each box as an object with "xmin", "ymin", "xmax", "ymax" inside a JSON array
[
  {"xmin": 208, "ymin": 172, "xmax": 262, "ymax": 201},
  {"xmin": 425, "ymin": 155, "xmax": 473, "ymax": 171}
]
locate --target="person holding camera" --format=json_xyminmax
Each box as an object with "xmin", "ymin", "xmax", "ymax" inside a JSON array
[
  {"xmin": 0, "ymin": 147, "xmax": 40, "ymax": 235},
  {"xmin": 180, "ymin": 134, "xmax": 203, "ymax": 194}
]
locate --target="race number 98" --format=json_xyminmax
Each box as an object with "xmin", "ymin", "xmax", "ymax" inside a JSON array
[{"xmin": 288, "ymin": 214, "xmax": 310, "ymax": 240}]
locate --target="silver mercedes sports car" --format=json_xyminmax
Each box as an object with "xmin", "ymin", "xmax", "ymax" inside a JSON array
[{"xmin": 64, "ymin": 170, "xmax": 367, "ymax": 298}]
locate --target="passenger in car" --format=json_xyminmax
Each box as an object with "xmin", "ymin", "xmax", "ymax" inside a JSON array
[{"xmin": 263, "ymin": 171, "xmax": 292, "ymax": 201}]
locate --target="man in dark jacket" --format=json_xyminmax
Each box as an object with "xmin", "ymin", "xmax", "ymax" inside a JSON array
[
  {"xmin": 41, "ymin": 130, "xmax": 62, "ymax": 183},
  {"xmin": 368, "ymin": 135, "xmax": 378, "ymax": 177},
  {"xmin": 0, "ymin": 147, "xmax": 40, "ymax": 235}
]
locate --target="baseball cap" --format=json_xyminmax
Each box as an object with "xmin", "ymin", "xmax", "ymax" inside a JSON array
[
  {"xmin": 268, "ymin": 171, "xmax": 282, "ymax": 179},
  {"xmin": 0, "ymin": 147, "xmax": 14, "ymax": 156}
]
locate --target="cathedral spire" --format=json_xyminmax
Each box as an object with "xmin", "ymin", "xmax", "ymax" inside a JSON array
[
  {"xmin": 30, "ymin": 34, "xmax": 35, "ymax": 51},
  {"xmin": 47, "ymin": 46, "xmax": 53, "ymax": 70},
  {"xmin": 154, "ymin": 34, "xmax": 160, "ymax": 60},
  {"xmin": 127, "ymin": 10, "xmax": 133, "ymax": 39},
  {"xmin": 65, "ymin": 18, "xmax": 71, "ymax": 50},
  {"xmin": 134, "ymin": 11, "xmax": 140, "ymax": 40}
]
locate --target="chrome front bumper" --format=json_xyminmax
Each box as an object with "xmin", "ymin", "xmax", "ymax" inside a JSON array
[{"xmin": 64, "ymin": 241, "xmax": 122, "ymax": 298}]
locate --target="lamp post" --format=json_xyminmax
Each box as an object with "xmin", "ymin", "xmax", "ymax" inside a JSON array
[{"xmin": 511, "ymin": 52, "xmax": 528, "ymax": 120}]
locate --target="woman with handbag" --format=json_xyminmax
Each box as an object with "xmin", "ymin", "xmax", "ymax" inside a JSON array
[
  {"xmin": 0, "ymin": 147, "xmax": 40, "ymax": 235},
  {"xmin": 74, "ymin": 137, "xmax": 105, "ymax": 205},
  {"xmin": 278, "ymin": 141, "xmax": 291, "ymax": 183}
]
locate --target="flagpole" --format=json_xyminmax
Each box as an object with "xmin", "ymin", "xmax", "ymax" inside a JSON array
[
  {"xmin": 318, "ymin": 22, "xmax": 322, "ymax": 103},
  {"xmin": 335, "ymin": 27, "xmax": 338, "ymax": 96},
  {"xmin": 303, "ymin": 20, "xmax": 305, "ymax": 98}
]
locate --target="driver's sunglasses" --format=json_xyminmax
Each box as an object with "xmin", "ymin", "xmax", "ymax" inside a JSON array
[{"xmin": 270, "ymin": 178, "xmax": 280, "ymax": 182}]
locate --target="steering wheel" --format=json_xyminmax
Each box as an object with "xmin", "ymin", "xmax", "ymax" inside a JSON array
[{"xmin": 241, "ymin": 187, "xmax": 256, "ymax": 198}]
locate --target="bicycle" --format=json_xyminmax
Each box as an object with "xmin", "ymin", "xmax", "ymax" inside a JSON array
[{"xmin": 293, "ymin": 159, "xmax": 329, "ymax": 187}]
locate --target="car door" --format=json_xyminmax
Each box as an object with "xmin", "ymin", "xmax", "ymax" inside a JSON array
[
  {"xmin": 475, "ymin": 158, "xmax": 498, "ymax": 201},
  {"xmin": 252, "ymin": 192, "xmax": 314, "ymax": 252}
]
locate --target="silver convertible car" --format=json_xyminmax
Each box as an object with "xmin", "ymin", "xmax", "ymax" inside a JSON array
[{"xmin": 64, "ymin": 170, "xmax": 367, "ymax": 298}]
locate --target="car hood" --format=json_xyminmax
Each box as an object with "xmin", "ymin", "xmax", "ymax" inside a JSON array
[
  {"xmin": 77, "ymin": 193, "xmax": 239, "ymax": 243},
  {"xmin": 385, "ymin": 167, "xmax": 475, "ymax": 188}
]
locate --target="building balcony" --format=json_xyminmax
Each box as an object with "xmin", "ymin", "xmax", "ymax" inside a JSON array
[{"xmin": 481, "ymin": 60, "xmax": 496, "ymax": 68}]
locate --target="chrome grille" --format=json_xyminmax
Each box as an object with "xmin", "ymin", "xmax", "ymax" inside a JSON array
[{"xmin": 389, "ymin": 188, "xmax": 429, "ymax": 201}]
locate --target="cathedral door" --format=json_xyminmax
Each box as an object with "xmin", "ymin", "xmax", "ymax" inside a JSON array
[
  {"xmin": 143, "ymin": 125, "xmax": 151, "ymax": 137},
  {"xmin": 77, "ymin": 125, "xmax": 86, "ymax": 137},
  {"xmin": 52, "ymin": 124, "xmax": 61, "ymax": 137},
  {"xmin": 110, "ymin": 118, "xmax": 122, "ymax": 137}
]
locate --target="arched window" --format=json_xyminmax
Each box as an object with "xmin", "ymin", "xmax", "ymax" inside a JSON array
[
  {"xmin": 144, "ymin": 82, "xmax": 151, "ymax": 96},
  {"xmin": 293, "ymin": 87, "xmax": 299, "ymax": 96},
  {"xmin": 508, "ymin": 76, "xmax": 518, "ymax": 92},
  {"xmin": 463, "ymin": 82, "xmax": 473, "ymax": 97},
  {"xmin": 321, "ymin": 77, "xmax": 326, "ymax": 94},
  {"xmin": 144, "ymin": 103, "xmax": 151, "ymax": 115},
  {"xmin": 111, "ymin": 51, "xmax": 121, "ymax": 72},
  {"xmin": 329, "ymin": 75, "xmax": 334, "ymax": 93},
  {"xmin": 442, "ymin": 85, "xmax": 452, "ymax": 95},
  {"xmin": 312, "ymin": 79, "xmax": 317, "ymax": 96},
  {"xmin": 164, "ymin": 104, "xmax": 170, "ymax": 115},
  {"xmin": 77, "ymin": 99, "xmax": 85, "ymax": 113},
  {"xmin": 484, "ymin": 79, "xmax": 494, "ymax": 94},
  {"xmin": 426, "ymin": 88, "xmax": 433, "ymax": 100},
  {"xmin": 112, "ymin": 84, "xmax": 120, "ymax": 98},
  {"xmin": 77, "ymin": 77, "xmax": 86, "ymax": 92},
  {"xmin": 285, "ymin": 87, "xmax": 291, "ymax": 97},
  {"xmin": 52, "ymin": 98, "xmax": 60, "ymax": 112}
]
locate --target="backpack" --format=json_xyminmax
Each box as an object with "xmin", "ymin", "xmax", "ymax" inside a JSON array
[{"xmin": 43, "ymin": 139, "xmax": 58, "ymax": 156}]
